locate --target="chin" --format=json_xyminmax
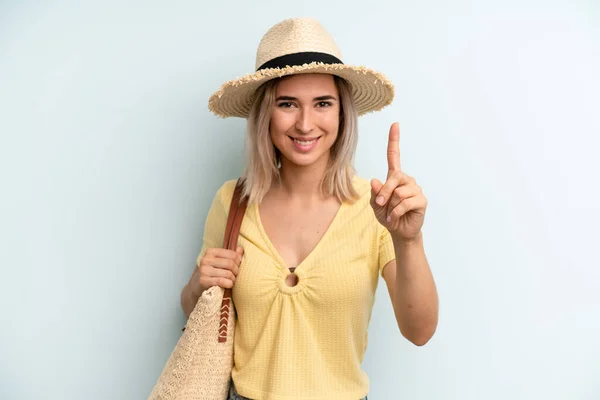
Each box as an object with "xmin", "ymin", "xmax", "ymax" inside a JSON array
[
  {"xmin": 285, "ymin": 154, "xmax": 320, "ymax": 167},
  {"xmin": 289, "ymin": 153, "xmax": 332, "ymax": 169}
]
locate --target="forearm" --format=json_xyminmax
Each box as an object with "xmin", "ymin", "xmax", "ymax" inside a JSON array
[
  {"xmin": 181, "ymin": 268, "xmax": 202, "ymax": 318},
  {"xmin": 392, "ymin": 232, "xmax": 438, "ymax": 345}
]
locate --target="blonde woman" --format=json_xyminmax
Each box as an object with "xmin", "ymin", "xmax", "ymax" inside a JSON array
[{"xmin": 181, "ymin": 18, "xmax": 439, "ymax": 400}]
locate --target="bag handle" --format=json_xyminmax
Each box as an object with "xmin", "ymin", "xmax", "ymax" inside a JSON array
[{"xmin": 218, "ymin": 178, "xmax": 248, "ymax": 343}]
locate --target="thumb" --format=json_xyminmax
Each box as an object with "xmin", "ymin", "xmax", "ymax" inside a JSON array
[
  {"xmin": 370, "ymin": 178, "xmax": 384, "ymax": 204},
  {"xmin": 236, "ymin": 246, "xmax": 244, "ymax": 255}
]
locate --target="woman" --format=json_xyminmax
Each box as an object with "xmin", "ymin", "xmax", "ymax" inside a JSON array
[{"xmin": 181, "ymin": 18, "xmax": 438, "ymax": 400}]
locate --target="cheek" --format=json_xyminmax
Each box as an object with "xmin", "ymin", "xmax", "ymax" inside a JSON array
[
  {"xmin": 322, "ymin": 112, "xmax": 340, "ymax": 137},
  {"xmin": 320, "ymin": 105, "xmax": 340, "ymax": 125},
  {"xmin": 269, "ymin": 115, "xmax": 288, "ymax": 150},
  {"xmin": 270, "ymin": 112, "xmax": 292, "ymax": 137}
]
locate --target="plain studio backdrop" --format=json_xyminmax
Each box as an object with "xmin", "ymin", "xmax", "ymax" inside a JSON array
[{"xmin": 1, "ymin": 1, "xmax": 599, "ymax": 399}]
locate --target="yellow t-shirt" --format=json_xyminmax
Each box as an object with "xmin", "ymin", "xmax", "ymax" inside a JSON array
[{"xmin": 196, "ymin": 176, "xmax": 396, "ymax": 400}]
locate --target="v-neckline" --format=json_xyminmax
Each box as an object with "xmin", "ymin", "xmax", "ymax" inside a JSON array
[{"xmin": 254, "ymin": 199, "xmax": 346, "ymax": 274}]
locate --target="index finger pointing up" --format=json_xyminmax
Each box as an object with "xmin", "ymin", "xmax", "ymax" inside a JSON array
[{"xmin": 387, "ymin": 122, "xmax": 401, "ymax": 172}]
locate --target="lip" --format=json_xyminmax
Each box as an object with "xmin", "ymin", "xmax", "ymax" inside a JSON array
[
  {"xmin": 289, "ymin": 136, "xmax": 321, "ymax": 141},
  {"xmin": 289, "ymin": 135, "xmax": 321, "ymax": 153}
]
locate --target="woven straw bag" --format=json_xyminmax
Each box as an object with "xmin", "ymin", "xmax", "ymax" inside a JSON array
[{"xmin": 149, "ymin": 179, "xmax": 248, "ymax": 400}]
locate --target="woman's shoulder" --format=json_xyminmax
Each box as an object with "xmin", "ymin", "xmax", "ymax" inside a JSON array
[
  {"xmin": 347, "ymin": 175, "xmax": 385, "ymax": 233},
  {"xmin": 210, "ymin": 179, "xmax": 239, "ymax": 211},
  {"xmin": 217, "ymin": 179, "xmax": 239, "ymax": 199},
  {"xmin": 219, "ymin": 176, "xmax": 372, "ymax": 205},
  {"xmin": 351, "ymin": 175, "xmax": 373, "ymax": 200}
]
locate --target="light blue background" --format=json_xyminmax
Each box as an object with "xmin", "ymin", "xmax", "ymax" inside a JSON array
[{"xmin": 1, "ymin": 1, "xmax": 599, "ymax": 399}]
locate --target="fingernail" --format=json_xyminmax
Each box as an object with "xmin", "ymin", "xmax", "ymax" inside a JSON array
[
  {"xmin": 386, "ymin": 215, "xmax": 392, "ymax": 222},
  {"xmin": 377, "ymin": 196, "xmax": 385, "ymax": 205}
]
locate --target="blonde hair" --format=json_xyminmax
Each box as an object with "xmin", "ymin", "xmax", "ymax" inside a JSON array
[{"xmin": 242, "ymin": 75, "xmax": 359, "ymax": 204}]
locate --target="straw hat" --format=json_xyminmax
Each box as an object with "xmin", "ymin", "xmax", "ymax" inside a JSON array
[{"xmin": 208, "ymin": 17, "xmax": 395, "ymax": 118}]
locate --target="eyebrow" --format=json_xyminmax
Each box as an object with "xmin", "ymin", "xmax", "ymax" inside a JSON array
[{"xmin": 275, "ymin": 95, "xmax": 338, "ymax": 101}]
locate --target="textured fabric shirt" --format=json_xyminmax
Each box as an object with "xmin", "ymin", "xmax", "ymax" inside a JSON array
[{"xmin": 196, "ymin": 176, "xmax": 396, "ymax": 400}]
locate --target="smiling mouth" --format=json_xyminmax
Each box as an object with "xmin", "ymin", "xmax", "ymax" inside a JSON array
[{"xmin": 289, "ymin": 136, "xmax": 321, "ymax": 145}]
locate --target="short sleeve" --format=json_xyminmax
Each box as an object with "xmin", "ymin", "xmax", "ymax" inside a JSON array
[
  {"xmin": 195, "ymin": 180, "xmax": 237, "ymax": 266},
  {"xmin": 378, "ymin": 225, "xmax": 396, "ymax": 276}
]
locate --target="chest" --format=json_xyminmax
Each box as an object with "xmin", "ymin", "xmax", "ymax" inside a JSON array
[
  {"xmin": 258, "ymin": 200, "xmax": 340, "ymax": 270},
  {"xmin": 232, "ymin": 197, "xmax": 383, "ymax": 315}
]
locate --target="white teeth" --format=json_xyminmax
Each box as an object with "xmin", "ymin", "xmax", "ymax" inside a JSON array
[{"xmin": 293, "ymin": 138, "xmax": 317, "ymax": 146}]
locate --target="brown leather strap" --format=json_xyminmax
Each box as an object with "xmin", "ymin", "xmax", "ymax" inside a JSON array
[{"xmin": 218, "ymin": 179, "xmax": 248, "ymax": 343}]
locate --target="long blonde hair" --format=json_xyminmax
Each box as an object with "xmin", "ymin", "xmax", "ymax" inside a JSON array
[{"xmin": 242, "ymin": 74, "xmax": 359, "ymax": 204}]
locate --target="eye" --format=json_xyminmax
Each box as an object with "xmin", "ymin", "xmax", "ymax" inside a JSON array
[
  {"xmin": 316, "ymin": 101, "xmax": 333, "ymax": 108},
  {"xmin": 277, "ymin": 101, "xmax": 296, "ymax": 108}
]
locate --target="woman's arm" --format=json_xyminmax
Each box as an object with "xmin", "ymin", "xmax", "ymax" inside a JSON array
[
  {"xmin": 181, "ymin": 267, "xmax": 202, "ymax": 318},
  {"xmin": 180, "ymin": 247, "xmax": 244, "ymax": 318},
  {"xmin": 382, "ymin": 232, "xmax": 438, "ymax": 346},
  {"xmin": 370, "ymin": 122, "xmax": 438, "ymax": 346}
]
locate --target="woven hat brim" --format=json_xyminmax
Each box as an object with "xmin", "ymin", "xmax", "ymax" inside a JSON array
[{"xmin": 208, "ymin": 62, "xmax": 395, "ymax": 118}]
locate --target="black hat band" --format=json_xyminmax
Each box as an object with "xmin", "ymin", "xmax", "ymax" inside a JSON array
[{"xmin": 257, "ymin": 52, "xmax": 343, "ymax": 71}]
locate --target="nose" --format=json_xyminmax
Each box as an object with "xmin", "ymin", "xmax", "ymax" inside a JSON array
[{"xmin": 294, "ymin": 108, "xmax": 315, "ymax": 135}]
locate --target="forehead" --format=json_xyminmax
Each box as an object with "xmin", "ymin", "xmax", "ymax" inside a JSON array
[{"xmin": 275, "ymin": 74, "xmax": 337, "ymax": 95}]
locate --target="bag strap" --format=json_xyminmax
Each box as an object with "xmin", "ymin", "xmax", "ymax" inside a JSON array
[{"xmin": 218, "ymin": 178, "xmax": 248, "ymax": 343}]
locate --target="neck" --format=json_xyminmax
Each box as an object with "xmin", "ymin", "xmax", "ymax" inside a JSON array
[{"xmin": 277, "ymin": 156, "xmax": 330, "ymax": 202}]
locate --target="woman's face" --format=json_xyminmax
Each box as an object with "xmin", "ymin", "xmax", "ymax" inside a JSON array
[{"xmin": 269, "ymin": 73, "xmax": 340, "ymax": 170}]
